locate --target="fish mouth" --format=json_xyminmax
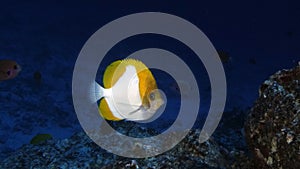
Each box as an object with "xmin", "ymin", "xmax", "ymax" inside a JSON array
[{"xmin": 149, "ymin": 97, "xmax": 164, "ymax": 112}]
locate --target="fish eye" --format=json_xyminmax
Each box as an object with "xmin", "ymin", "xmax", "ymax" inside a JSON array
[
  {"xmin": 6, "ymin": 70, "xmax": 11, "ymax": 76},
  {"xmin": 149, "ymin": 92, "xmax": 155, "ymax": 101},
  {"xmin": 13, "ymin": 65, "xmax": 18, "ymax": 70}
]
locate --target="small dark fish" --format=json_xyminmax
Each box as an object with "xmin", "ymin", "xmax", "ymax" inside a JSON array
[
  {"xmin": 248, "ymin": 58, "xmax": 257, "ymax": 65},
  {"xmin": 0, "ymin": 60, "xmax": 21, "ymax": 81},
  {"xmin": 33, "ymin": 71, "xmax": 42, "ymax": 81},
  {"xmin": 217, "ymin": 51, "xmax": 231, "ymax": 63},
  {"xmin": 286, "ymin": 31, "xmax": 294, "ymax": 38}
]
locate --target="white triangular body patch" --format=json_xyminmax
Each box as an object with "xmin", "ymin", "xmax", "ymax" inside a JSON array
[{"xmin": 109, "ymin": 65, "xmax": 142, "ymax": 117}]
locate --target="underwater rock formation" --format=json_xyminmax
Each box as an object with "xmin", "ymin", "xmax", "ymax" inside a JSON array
[
  {"xmin": 245, "ymin": 63, "xmax": 300, "ymax": 168},
  {"xmin": 0, "ymin": 122, "xmax": 226, "ymax": 169}
]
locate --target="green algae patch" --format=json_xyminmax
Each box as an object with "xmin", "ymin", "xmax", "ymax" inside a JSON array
[{"xmin": 30, "ymin": 134, "xmax": 53, "ymax": 145}]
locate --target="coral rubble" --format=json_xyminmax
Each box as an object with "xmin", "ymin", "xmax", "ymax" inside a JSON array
[{"xmin": 0, "ymin": 122, "xmax": 226, "ymax": 169}]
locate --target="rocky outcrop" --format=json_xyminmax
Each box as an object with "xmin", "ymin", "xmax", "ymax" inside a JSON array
[{"xmin": 245, "ymin": 63, "xmax": 300, "ymax": 169}]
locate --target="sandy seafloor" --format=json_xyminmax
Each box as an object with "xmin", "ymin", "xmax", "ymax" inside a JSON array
[{"xmin": 0, "ymin": 0, "xmax": 299, "ymax": 164}]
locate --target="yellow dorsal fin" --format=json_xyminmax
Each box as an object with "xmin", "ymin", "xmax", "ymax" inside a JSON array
[
  {"xmin": 121, "ymin": 58, "xmax": 148, "ymax": 71},
  {"xmin": 102, "ymin": 58, "xmax": 150, "ymax": 89}
]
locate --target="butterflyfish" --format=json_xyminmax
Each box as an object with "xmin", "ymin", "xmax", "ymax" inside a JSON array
[
  {"xmin": 91, "ymin": 59, "xmax": 164, "ymax": 121},
  {"xmin": 0, "ymin": 60, "xmax": 21, "ymax": 81}
]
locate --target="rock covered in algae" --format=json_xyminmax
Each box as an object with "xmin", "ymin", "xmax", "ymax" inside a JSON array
[{"xmin": 245, "ymin": 63, "xmax": 300, "ymax": 168}]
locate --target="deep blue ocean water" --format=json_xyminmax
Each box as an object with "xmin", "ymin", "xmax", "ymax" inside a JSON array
[{"xmin": 0, "ymin": 0, "xmax": 298, "ymax": 163}]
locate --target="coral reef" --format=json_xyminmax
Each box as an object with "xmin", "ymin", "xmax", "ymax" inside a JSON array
[
  {"xmin": 245, "ymin": 64, "xmax": 300, "ymax": 168},
  {"xmin": 0, "ymin": 121, "xmax": 228, "ymax": 169}
]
